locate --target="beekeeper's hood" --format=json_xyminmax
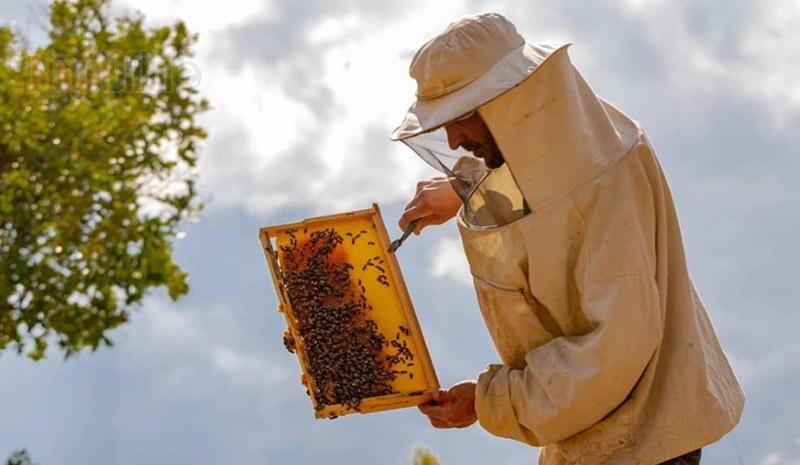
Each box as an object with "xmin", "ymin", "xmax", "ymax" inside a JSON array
[{"xmin": 391, "ymin": 12, "xmax": 639, "ymax": 210}]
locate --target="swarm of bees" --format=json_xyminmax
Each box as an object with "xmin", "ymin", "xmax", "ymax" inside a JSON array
[{"xmin": 278, "ymin": 227, "xmax": 415, "ymax": 414}]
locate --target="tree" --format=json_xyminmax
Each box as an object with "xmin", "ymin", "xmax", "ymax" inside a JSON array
[
  {"xmin": 0, "ymin": 0, "xmax": 208, "ymax": 359},
  {"xmin": 5, "ymin": 450, "xmax": 35, "ymax": 465}
]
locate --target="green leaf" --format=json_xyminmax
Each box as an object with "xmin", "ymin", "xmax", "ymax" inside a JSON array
[{"xmin": 0, "ymin": 0, "xmax": 208, "ymax": 360}]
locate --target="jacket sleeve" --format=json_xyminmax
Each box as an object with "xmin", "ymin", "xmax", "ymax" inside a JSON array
[{"xmin": 474, "ymin": 170, "xmax": 664, "ymax": 446}]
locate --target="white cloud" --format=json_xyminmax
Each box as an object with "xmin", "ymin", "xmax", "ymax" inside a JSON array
[
  {"xmin": 618, "ymin": 0, "xmax": 669, "ymax": 14},
  {"xmin": 187, "ymin": 8, "xmax": 447, "ymax": 217},
  {"xmin": 727, "ymin": 342, "xmax": 800, "ymax": 386},
  {"xmin": 687, "ymin": 174, "xmax": 793, "ymax": 210},
  {"xmin": 606, "ymin": 0, "xmax": 799, "ymax": 128},
  {"xmin": 307, "ymin": 14, "xmax": 360, "ymax": 45},
  {"xmin": 430, "ymin": 237, "xmax": 472, "ymax": 286},
  {"xmin": 761, "ymin": 452, "xmax": 781, "ymax": 465},
  {"xmin": 116, "ymin": 0, "xmax": 273, "ymax": 32},
  {"xmin": 108, "ymin": 1, "xmax": 565, "ymax": 219},
  {"xmin": 212, "ymin": 346, "xmax": 290, "ymax": 388},
  {"xmin": 135, "ymin": 297, "xmax": 200, "ymax": 346},
  {"xmin": 736, "ymin": 0, "xmax": 800, "ymax": 129},
  {"xmin": 121, "ymin": 298, "xmax": 292, "ymax": 400},
  {"xmin": 194, "ymin": 62, "xmax": 322, "ymax": 213}
]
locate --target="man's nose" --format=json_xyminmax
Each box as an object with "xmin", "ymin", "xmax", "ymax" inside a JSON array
[{"xmin": 444, "ymin": 124, "xmax": 465, "ymax": 150}]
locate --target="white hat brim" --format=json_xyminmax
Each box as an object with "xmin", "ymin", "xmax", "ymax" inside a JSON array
[{"xmin": 391, "ymin": 42, "xmax": 570, "ymax": 141}]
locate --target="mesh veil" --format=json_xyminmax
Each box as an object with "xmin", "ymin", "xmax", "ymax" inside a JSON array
[
  {"xmin": 402, "ymin": 126, "xmax": 488, "ymax": 202},
  {"xmin": 401, "ymin": 126, "xmax": 529, "ymax": 229}
]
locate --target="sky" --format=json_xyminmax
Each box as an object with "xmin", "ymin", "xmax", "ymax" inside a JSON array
[{"xmin": 1, "ymin": 0, "xmax": 799, "ymax": 464}]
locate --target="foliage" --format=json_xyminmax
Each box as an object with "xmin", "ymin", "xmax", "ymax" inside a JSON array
[
  {"xmin": 5, "ymin": 450, "xmax": 35, "ymax": 465},
  {"xmin": 0, "ymin": 0, "xmax": 208, "ymax": 359},
  {"xmin": 410, "ymin": 445, "xmax": 442, "ymax": 465}
]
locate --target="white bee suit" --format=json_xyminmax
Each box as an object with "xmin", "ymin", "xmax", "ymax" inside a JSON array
[
  {"xmin": 392, "ymin": 13, "xmax": 744, "ymax": 465},
  {"xmin": 461, "ymin": 45, "xmax": 743, "ymax": 465}
]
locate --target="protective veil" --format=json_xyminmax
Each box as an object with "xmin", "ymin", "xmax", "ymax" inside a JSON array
[{"xmin": 392, "ymin": 14, "xmax": 744, "ymax": 465}]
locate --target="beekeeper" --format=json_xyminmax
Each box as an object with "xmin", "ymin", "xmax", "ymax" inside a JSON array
[{"xmin": 391, "ymin": 13, "xmax": 744, "ymax": 465}]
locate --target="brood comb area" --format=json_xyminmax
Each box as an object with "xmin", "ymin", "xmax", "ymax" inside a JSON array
[
  {"xmin": 259, "ymin": 205, "xmax": 438, "ymax": 419},
  {"xmin": 279, "ymin": 227, "xmax": 413, "ymax": 411}
]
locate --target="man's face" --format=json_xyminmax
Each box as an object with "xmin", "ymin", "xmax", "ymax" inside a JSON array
[{"xmin": 444, "ymin": 112, "xmax": 505, "ymax": 169}]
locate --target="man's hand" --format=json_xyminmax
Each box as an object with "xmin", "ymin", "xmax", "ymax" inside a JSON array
[
  {"xmin": 418, "ymin": 380, "xmax": 478, "ymax": 428},
  {"xmin": 398, "ymin": 177, "xmax": 461, "ymax": 235}
]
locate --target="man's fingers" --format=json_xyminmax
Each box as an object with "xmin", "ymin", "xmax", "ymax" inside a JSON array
[
  {"xmin": 398, "ymin": 211, "xmax": 426, "ymax": 233},
  {"xmin": 415, "ymin": 179, "xmax": 435, "ymax": 192},
  {"xmin": 420, "ymin": 403, "xmax": 455, "ymax": 429},
  {"xmin": 398, "ymin": 210, "xmax": 417, "ymax": 232},
  {"xmin": 412, "ymin": 216, "xmax": 432, "ymax": 235},
  {"xmin": 399, "ymin": 177, "xmax": 461, "ymax": 232},
  {"xmin": 419, "ymin": 381, "xmax": 478, "ymax": 430},
  {"xmin": 417, "ymin": 402, "xmax": 432, "ymax": 415},
  {"xmin": 432, "ymin": 389, "xmax": 455, "ymax": 403},
  {"xmin": 415, "ymin": 177, "xmax": 449, "ymax": 193},
  {"xmin": 399, "ymin": 204, "xmax": 433, "ymax": 232},
  {"xmin": 418, "ymin": 401, "xmax": 449, "ymax": 419}
]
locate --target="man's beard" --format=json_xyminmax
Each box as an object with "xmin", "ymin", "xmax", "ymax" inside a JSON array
[
  {"xmin": 471, "ymin": 145, "xmax": 505, "ymax": 169},
  {"xmin": 461, "ymin": 141, "xmax": 505, "ymax": 169},
  {"xmin": 484, "ymin": 149, "xmax": 505, "ymax": 169}
]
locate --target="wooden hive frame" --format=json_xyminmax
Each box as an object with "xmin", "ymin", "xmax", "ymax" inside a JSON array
[{"xmin": 258, "ymin": 204, "xmax": 439, "ymax": 418}]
